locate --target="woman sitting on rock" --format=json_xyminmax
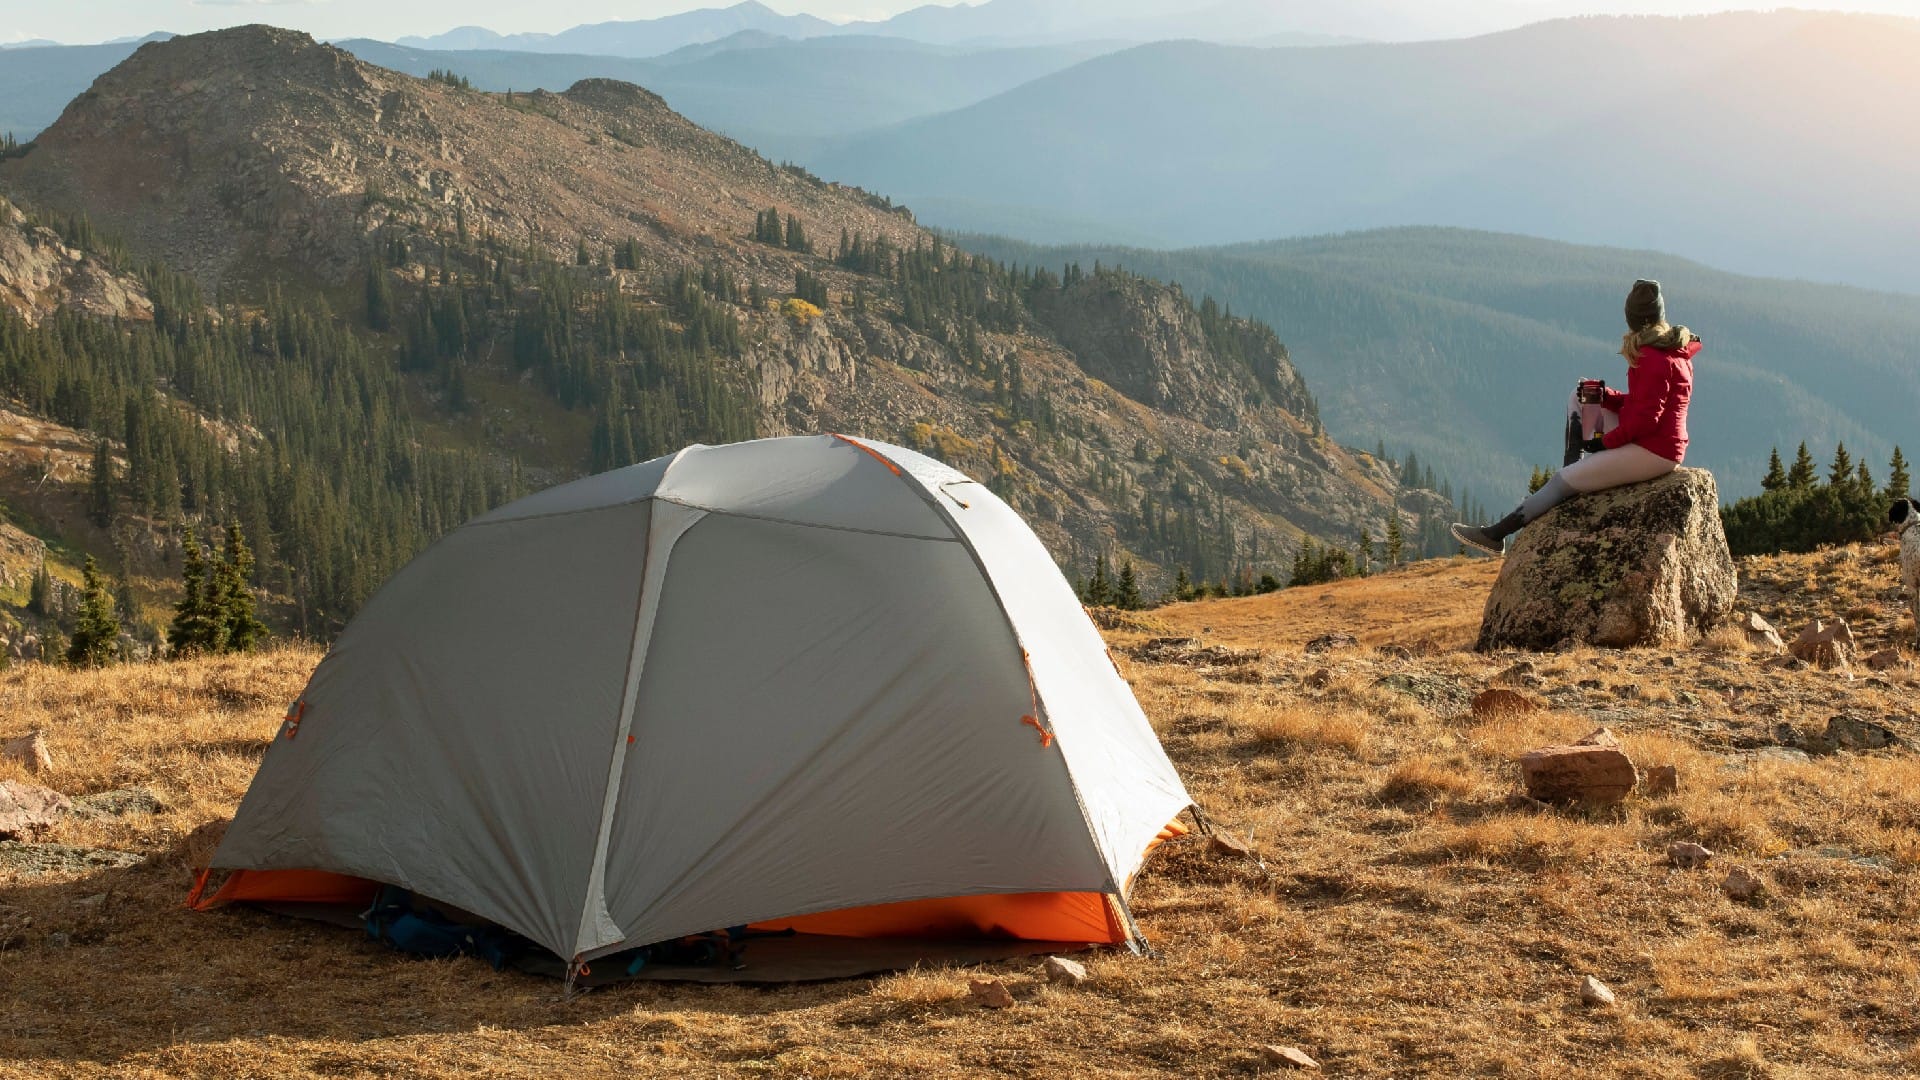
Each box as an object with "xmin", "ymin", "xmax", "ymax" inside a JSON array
[{"xmin": 1451, "ymin": 279, "xmax": 1701, "ymax": 556}]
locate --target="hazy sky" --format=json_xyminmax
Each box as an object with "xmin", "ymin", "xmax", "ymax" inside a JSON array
[{"xmin": 5, "ymin": 0, "xmax": 1920, "ymax": 46}]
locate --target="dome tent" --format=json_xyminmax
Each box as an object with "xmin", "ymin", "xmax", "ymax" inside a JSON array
[{"xmin": 194, "ymin": 435, "xmax": 1191, "ymax": 978}]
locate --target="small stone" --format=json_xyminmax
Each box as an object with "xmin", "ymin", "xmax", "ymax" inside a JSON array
[
  {"xmin": 1493, "ymin": 661, "xmax": 1541, "ymax": 687},
  {"xmin": 1575, "ymin": 727, "xmax": 1623, "ymax": 748},
  {"xmin": 1303, "ymin": 668, "xmax": 1332, "ymax": 689},
  {"xmin": 1641, "ymin": 764, "xmax": 1678, "ymax": 796},
  {"xmin": 1209, "ymin": 831, "xmax": 1256, "ymax": 859},
  {"xmin": 1722, "ymin": 866, "xmax": 1765, "ymax": 901},
  {"xmin": 1579, "ymin": 975, "xmax": 1616, "ymax": 1007},
  {"xmin": 1742, "ymin": 612, "xmax": 1786, "ymax": 654},
  {"xmin": 1260, "ymin": 1045, "xmax": 1320, "ymax": 1069},
  {"xmin": 968, "ymin": 978, "xmax": 1013, "ymax": 1009},
  {"xmin": 0, "ymin": 780, "xmax": 72, "ymax": 840},
  {"xmin": 1824, "ymin": 715, "xmax": 1900, "ymax": 751},
  {"xmin": 1305, "ymin": 632, "xmax": 1358, "ymax": 654},
  {"xmin": 1375, "ymin": 644, "xmax": 1414, "ymax": 661},
  {"xmin": 1043, "ymin": 956, "xmax": 1089, "ymax": 986},
  {"xmin": 1519, "ymin": 734, "xmax": 1636, "ymax": 805},
  {"xmin": 1472, "ymin": 688, "xmax": 1539, "ymax": 718},
  {"xmin": 1791, "ymin": 618, "xmax": 1858, "ymax": 670},
  {"xmin": 45, "ymin": 931, "xmax": 71, "ymax": 949},
  {"xmin": 1, "ymin": 731, "xmax": 53, "ymax": 774},
  {"xmin": 1866, "ymin": 648, "xmax": 1906, "ymax": 672},
  {"xmin": 1668, "ymin": 841, "xmax": 1714, "ymax": 869}
]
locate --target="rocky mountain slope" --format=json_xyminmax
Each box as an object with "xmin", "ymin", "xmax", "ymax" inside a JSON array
[{"xmin": 0, "ymin": 26, "xmax": 1444, "ymax": 617}]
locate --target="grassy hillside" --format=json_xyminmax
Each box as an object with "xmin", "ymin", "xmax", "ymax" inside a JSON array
[
  {"xmin": 812, "ymin": 12, "xmax": 1920, "ymax": 293},
  {"xmin": 4, "ymin": 544, "xmax": 1919, "ymax": 1075},
  {"xmin": 959, "ymin": 227, "xmax": 1920, "ymax": 505}
]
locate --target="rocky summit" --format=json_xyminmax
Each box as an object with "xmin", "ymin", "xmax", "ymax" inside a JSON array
[
  {"xmin": 0, "ymin": 26, "xmax": 1442, "ymax": 594},
  {"xmin": 1476, "ymin": 468, "xmax": 1737, "ymax": 651}
]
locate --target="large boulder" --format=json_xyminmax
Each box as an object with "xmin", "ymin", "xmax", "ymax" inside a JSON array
[{"xmin": 1476, "ymin": 468, "xmax": 1736, "ymax": 651}]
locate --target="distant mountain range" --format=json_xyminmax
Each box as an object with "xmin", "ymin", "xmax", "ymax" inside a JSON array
[
  {"xmin": 336, "ymin": 35, "xmax": 1114, "ymax": 162},
  {"xmin": 961, "ymin": 228, "xmax": 1920, "ymax": 507},
  {"xmin": 811, "ymin": 12, "xmax": 1920, "ymax": 294},
  {"xmin": 391, "ymin": 0, "xmax": 1378, "ymax": 55}
]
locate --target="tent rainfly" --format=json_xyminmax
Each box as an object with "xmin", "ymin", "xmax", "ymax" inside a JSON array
[{"xmin": 194, "ymin": 435, "xmax": 1192, "ymax": 971}]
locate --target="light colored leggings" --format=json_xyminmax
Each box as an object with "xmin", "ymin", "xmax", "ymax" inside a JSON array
[{"xmin": 1518, "ymin": 395, "xmax": 1679, "ymax": 522}]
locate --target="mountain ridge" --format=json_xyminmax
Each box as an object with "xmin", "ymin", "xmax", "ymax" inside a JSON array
[{"xmin": 0, "ymin": 25, "xmax": 1451, "ymax": 628}]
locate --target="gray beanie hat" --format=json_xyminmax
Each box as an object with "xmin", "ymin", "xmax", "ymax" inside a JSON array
[{"xmin": 1625, "ymin": 279, "xmax": 1665, "ymax": 332}]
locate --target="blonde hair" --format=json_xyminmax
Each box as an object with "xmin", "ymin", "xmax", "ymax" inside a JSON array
[{"xmin": 1620, "ymin": 322, "xmax": 1672, "ymax": 365}]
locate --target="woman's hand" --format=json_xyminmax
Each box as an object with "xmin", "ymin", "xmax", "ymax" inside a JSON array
[
  {"xmin": 1577, "ymin": 380, "xmax": 1608, "ymax": 405},
  {"xmin": 1582, "ymin": 436, "xmax": 1607, "ymax": 454}
]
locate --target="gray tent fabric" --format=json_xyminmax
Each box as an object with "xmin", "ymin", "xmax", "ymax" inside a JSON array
[{"xmin": 213, "ymin": 435, "xmax": 1192, "ymax": 963}]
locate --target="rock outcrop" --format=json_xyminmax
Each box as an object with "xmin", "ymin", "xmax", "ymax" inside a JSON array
[{"xmin": 1476, "ymin": 468, "xmax": 1736, "ymax": 651}]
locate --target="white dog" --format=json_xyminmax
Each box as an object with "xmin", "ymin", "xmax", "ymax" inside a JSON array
[{"xmin": 1891, "ymin": 498, "xmax": 1920, "ymax": 636}]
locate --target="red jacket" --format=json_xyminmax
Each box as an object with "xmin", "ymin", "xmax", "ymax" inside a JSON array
[{"xmin": 1601, "ymin": 340, "xmax": 1699, "ymax": 462}]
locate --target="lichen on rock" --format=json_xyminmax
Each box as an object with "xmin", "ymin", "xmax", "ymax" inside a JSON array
[{"xmin": 1476, "ymin": 468, "xmax": 1736, "ymax": 651}]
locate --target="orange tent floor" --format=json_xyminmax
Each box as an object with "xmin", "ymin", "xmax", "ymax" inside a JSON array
[{"xmin": 188, "ymin": 821, "xmax": 1184, "ymax": 960}]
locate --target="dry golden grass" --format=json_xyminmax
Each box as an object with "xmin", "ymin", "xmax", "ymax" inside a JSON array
[{"xmin": 5, "ymin": 545, "xmax": 1920, "ymax": 1076}]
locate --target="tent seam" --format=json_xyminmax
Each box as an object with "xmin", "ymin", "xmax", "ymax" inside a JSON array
[{"xmin": 845, "ymin": 441, "xmax": 1131, "ymax": 911}]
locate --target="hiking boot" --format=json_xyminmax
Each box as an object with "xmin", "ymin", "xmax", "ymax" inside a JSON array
[{"xmin": 1451, "ymin": 511, "xmax": 1525, "ymax": 557}]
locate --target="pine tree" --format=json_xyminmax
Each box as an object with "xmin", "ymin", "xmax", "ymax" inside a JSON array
[
  {"xmin": 88, "ymin": 439, "xmax": 115, "ymax": 527},
  {"xmin": 575, "ymin": 237, "xmax": 591, "ymax": 266},
  {"xmin": 364, "ymin": 260, "xmax": 393, "ymax": 331},
  {"xmin": 1788, "ymin": 442, "xmax": 1818, "ymax": 488},
  {"xmin": 1116, "ymin": 561, "xmax": 1143, "ymax": 610},
  {"xmin": 1082, "ymin": 555, "xmax": 1113, "ymax": 606},
  {"xmin": 1386, "ymin": 515, "xmax": 1405, "ymax": 566},
  {"xmin": 1829, "ymin": 442, "xmax": 1854, "ymax": 486},
  {"xmin": 215, "ymin": 522, "xmax": 269, "ymax": 652},
  {"xmin": 28, "ymin": 563, "xmax": 53, "ymax": 617},
  {"xmin": 66, "ymin": 556, "xmax": 119, "ymax": 668},
  {"xmin": 1169, "ymin": 566, "xmax": 1193, "ymax": 603},
  {"xmin": 784, "ymin": 214, "xmax": 810, "ymax": 254},
  {"xmin": 1356, "ymin": 529, "xmax": 1374, "ymax": 575},
  {"xmin": 169, "ymin": 524, "xmax": 221, "ymax": 656},
  {"xmin": 1889, "ymin": 446, "xmax": 1911, "ymax": 500},
  {"xmin": 1761, "ymin": 447, "xmax": 1787, "ymax": 492}
]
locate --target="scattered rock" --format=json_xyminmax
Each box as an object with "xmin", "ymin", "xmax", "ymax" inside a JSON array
[
  {"xmin": 1303, "ymin": 668, "xmax": 1333, "ymax": 690},
  {"xmin": 1744, "ymin": 746, "xmax": 1813, "ymax": 766},
  {"xmin": 1475, "ymin": 468, "xmax": 1737, "ymax": 651},
  {"xmin": 68, "ymin": 787, "xmax": 166, "ymax": 819},
  {"xmin": 969, "ymin": 978, "xmax": 1014, "ymax": 1009},
  {"xmin": 1579, "ymin": 975, "xmax": 1617, "ymax": 1007},
  {"xmin": 1822, "ymin": 715, "xmax": 1901, "ymax": 752},
  {"xmin": 1493, "ymin": 661, "xmax": 1542, "ymax": 688},
  {"xmin": 1722, "ymin": 866, "xmax": 1765, "ymax": 902},
  {"xmin": 1765, "ymin": 654, "xmax": 1809, "ymax": 672},
  {"xmin": 1866, "ymin": 648, "xmax": 1907, "ymax": 672},
  {"xmin": 1209, "ymin": 831, "xmax": 1256, "ymax": 859},
  {"xmin": 1305, "ymin": 632, "xmax": 1359, "ymax": 654},
  {"xmin": 45, "ymin": 931, "xmax": 71, "ymax": 949},
  {"xmin": 1043, "ymin": 956, "xmax": 1089, "ymax": 986},
  {"xmin": 1472, "ymin": 688, "xmax": 1539, "ymax": 718},
  {"xmin": 1260, "ymin": 1045, "xmax": 1320, "ymax": 1070},
  {"xmin": 0, "ymin": 780, "xmax": 71, "ymax": 840},
  {"xmin": 1129, "ymin": 637, "xmax": 1261, "ymax": 668},
  {"xmin": 1668, "ymin": 841, "xmax": 1714, "ymax": 869},
  {"xmin": 1518, "ymin": 728, "xmax": 1636, "ymax": 805},
  {"xmin": 1, "ymin": 730, "xmax": 53, "ymax": 774},
  {"xmin": 1641, "ymin": 765, "xmax": 1678, "ymax": 796},
  {"xmin": 72, "ymin": 892, "xmax": 107, "ymax": 913},
  {"xmin": 1374, "ymin": 644, "xmax": 1414, "ymax": 661},
  {"xmin": 1371, "ymin": 673, "xmax": 1469, "ymax": 708},
  {"xmin": 1790, "ymin": 618, "xmax": 1857, "ymax": 671},
  {"xmin": 0, "ymin": 841, "xmax": 142, "ymax": 875},
  {"xmin": 1742, "ymin": 612, "xmax": 1786, "ymax": 654}
]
